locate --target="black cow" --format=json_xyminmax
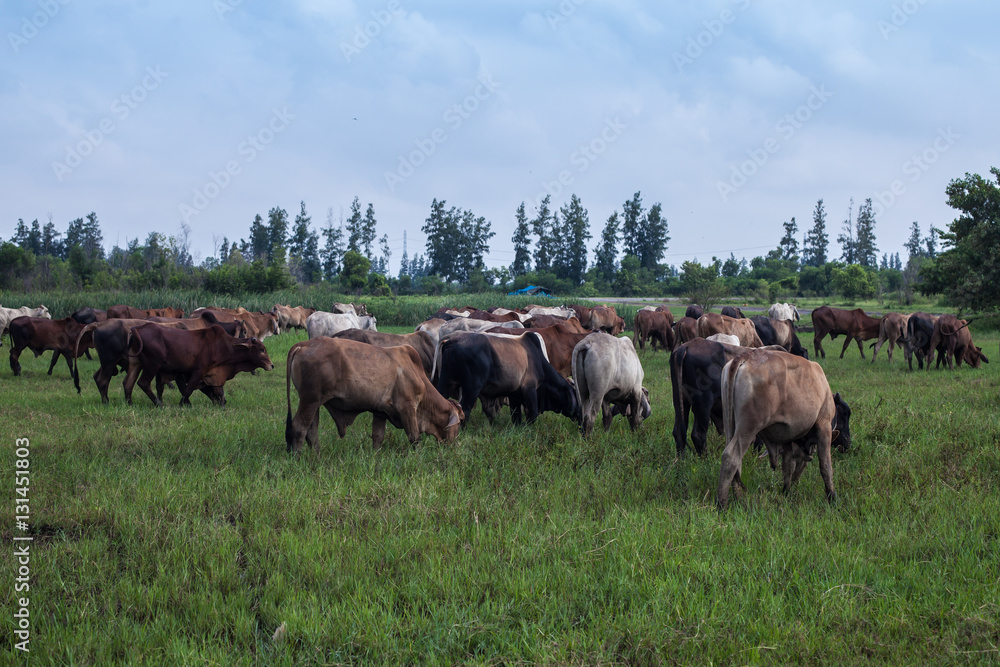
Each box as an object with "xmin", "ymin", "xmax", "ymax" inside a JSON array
[
  {"xmin": 751, "ymin": 315, "xmax": 809, "ymax": 358},
  {"xmin": 905, "ymin": 312, "xmax": 936, "ymax": 370},
  {"xmin": 435, "ymin": 332, "xmax": 579, "ymax": 425},
  {"xmin": 721, "ymin": 306, "xmax": 744, "ymax": 319},
  {"xmin": 685, "ymin": 304, "xmax": 704, "ymax": 319}
]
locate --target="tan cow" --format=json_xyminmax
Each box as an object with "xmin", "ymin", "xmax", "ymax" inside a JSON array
[
  {"xmin": 285, "ymin": 338, "xmax": 462, "ymax": 451},
  {"xmin": 634, "ymin": 309, "xmax": 675, "ymax": 351},
  {"xmin": 272, "ymin": 304, "xmax": 316, "ymax": 332},
  {"xmin": 870, "ymin": 312, "xmax": 911, "ymax": 364},
  {"xmin": 697, "ymin": 313, "xmax": 763, "ymax": 347},
  {"xmin": 927, "ymin": 315, "xmax": 989, "ymax": 370},
  {"xmin": 717, "ymin": 349, "xmax": 852, "ymax": 509}
]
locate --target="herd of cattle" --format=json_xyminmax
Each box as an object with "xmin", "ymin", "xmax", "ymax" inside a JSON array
[{"xmin": 0, "ymin": 299, "xmax": 990, "ymax": 508}]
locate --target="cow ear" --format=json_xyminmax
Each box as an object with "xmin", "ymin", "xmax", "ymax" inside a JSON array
[
  {"xmin": 447, "ymin": 411, "xmax": 461, "ymax": 428},
  {"xmin": 831, "ymin": 429, "xmax": 840, "ymax": 442}
]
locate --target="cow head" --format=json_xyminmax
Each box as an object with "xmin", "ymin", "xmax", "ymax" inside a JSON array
[
  {"xmin": 237, "ymin": 337, "xmax": 274, "ymax": 371},
  {"xmin": 831, "ymin": 392, "xmax": 852, "ymax": 452},
  {"xmin": 964, "ymin": 345, "xmax": 989, "ymax": 368},
  {"xmin": 38, "ymin": 305, "xmax": 51, "ymax": 319},
  {"xmin": 424, "ymin": 397, "xmax": 463, "ymax": 442}
]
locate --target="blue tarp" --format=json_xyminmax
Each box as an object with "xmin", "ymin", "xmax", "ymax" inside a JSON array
[{"xmin": 507, "ymin": 285, "xmax": 554, "ymax": 297}]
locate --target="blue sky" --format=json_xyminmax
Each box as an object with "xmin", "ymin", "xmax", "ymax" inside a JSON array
[{"xmin": 2, "ymin": 0, "xmax": 997, "ymax": 273}]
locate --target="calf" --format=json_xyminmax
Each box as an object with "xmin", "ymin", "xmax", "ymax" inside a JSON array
[
  {"xmin": 673, "ymin": 316, "xmax": 699, "ymax": 346},
  {"xmin": 572, "ymin": 333, "xmax": 650, "ymax": 435},
  {"xmin": 718, "ymin": 348, "xmax": 852, "ymax": 508},
  {"xmin": 285, "ymin": 337, "xmax": 461, "ymax": 451},
  {"xmin": 870, "ymin": 312, "xmax": 910, "ymax": 364},
  {"xmin": 588, "ymin": 306, "xmax": 624, "ymax": 334}
]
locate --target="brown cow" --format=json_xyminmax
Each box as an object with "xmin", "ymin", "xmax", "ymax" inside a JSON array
[
  {"xmin": 463, "ymin": 309, "xmax": 522, "ymax": 323},
  {"xmin": 870, "ymin": 312, "xmax": 911, "ymax": 364},
  {"xmin": 272, "ymin": 304, "xmax": 316, "ymax": 332},
  {"xmin": 194, "ymin": 309, "xmax": 279, "ymax": 340},
  {"xmin": 329, "ymin": 329, "xmax": 437, "ymax": 378},
  {"xmin": 588, "ymin": 306, "xmax": 624, "ymax": 334},
  {"xmin": 634, "ymin": 309, "xmax": 675, "ymax": 351},
  {"xmin": 481, "ymin": 321, "xmax": 594, "ymax": 378},
  {"xmin": 124, "ymin": 324, "xmax": 273, "ymax": 406},
  {"xmin": 108, "ymin": 305, "xmax": 185, "ymax": 319},
  {"xmin": 284, "ymin": 337, "xmax": 462, "ymax": 451},
  {"xmin": 717, "ymin": 348, "xmax": 851, "ymax": 509},
  {"xmin": 8, "ymin": 316, "xmax": 93, "ymax": 377},
  {"xmin": 523, "ymin": 315, "xmax": 587, "ymax": 332},
  {"xmin": 927, "ymin": 315, "xmax": 989, "ymax": 370},
  {"xmin": 685, "ymin": 304, "xmax": 704, "ymax": 319},
  {"xmin": 570, "ymin": 305, "xmax": 594, "ymax": 324},
  {"xmin": 697, "ymin": 313, "xmax": 763, "ymax": 347},
  {"xmin": 810, "ymin": 306, "xmax": 881, "ymax": 359},
  {"xmin": 674, "ymin": 316, "xmax": 699, "ymax": 345}
]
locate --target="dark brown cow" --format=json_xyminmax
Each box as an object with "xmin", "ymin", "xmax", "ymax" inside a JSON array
[
  {"xmin": 717, "ymin": 348, "xmax": 851, "ymax": 509},
  {"xmin": 810, "ymin": 306, "xmax": 881, "ymax": 359},
  {"xmin": 588, "ymin": 306, "xmax": 624, "ymax": 334},
  {"xmin": 721, "ymin": 306, "xmax": 744, "ymax": 319},
  {"xmin": 481, "ymin": 321, "xmax": 594, "ymax": 378},
  {"xmin": 685, "ymin": 304, "xmax": 704, "ymax": 319},
  {"xmin": 329, "ymin": 329, "xmax": 436, "ymax": 378},
  {"xmin": 272, "ymin": 304, "xmax": 316, "ymax": 332},
  {"xmin": 108, "ymin": 305, "xmax": 185, "ymax": 319},
  {"xmin": 123, "ymin": 324, "xmax": 272, "ymax": 406},
  {"xmin": 904, "ymin": 312, "xmax": 938, "ymax": 370},
  {"xmin": 634, "ymin": 309, "xmax": 675, "ymax": 351},
  {"xmin": 927, "ymin": 315, "xmax": 989, "ymax": 370},
  {"xmin": 70, "ymin": 307, "xmax": 107, "ymax": 325},
  {"xmin": 751, "ymin": 316, "xmax": 808, "ymax": 358},
  {"xmin": 697, "ymin": 313, "xmax": 763, "ymax": 347},
  {"xmin": 193, "ymin": 309, "xmax": 279, "ymax": 340},
  {"xmin": 285, "ymin": 338, "xmax": 462, "ymax": 451},
  {"xmin": 674, "ymin": 316, "xmax": 699, "ymax": 345},
  {"xmin": 463, "ymin": 309, "xmax": 521, "ymax": 323},
  {"xmin": 8, "ymin": 316, "xmax": 93, "ymax": 377},
  {"xmin": 870, "ymin": 313, "xmax": 910, "ymax": 364},
  {"xmin": 523, "ymin": 315, "xmax": 587, "ymax": 332}
]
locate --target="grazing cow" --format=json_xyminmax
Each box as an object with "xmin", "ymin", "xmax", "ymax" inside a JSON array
[
  {"xmin": 461, "ymin": 309, "xmax": 522, "ymax": 323},
  {"xmin": 769, "ymin": 303, "xmax": 800, "ymax": 322},
  {"xmin": 720, "ymin": 306, "xmax": 744, "ymax": 319},
  {"xmin": 810, "ymin": 306, "xmax": 881, "ymax": 359},
  {"xmin": 717, "ymin": 348, "xmax": 852, "ymax": 509},
  {"xmin": 523, "ymin": 314, "xmax": 587, "ymax": 332},
  {"xmin": 435, "ymin": 332, "xmax": 580, "ymax": 425},
  {"xmin": 634, "ymin": 309, "xmax": 676, "ymax": 351},
  {"xmin": 8, "ymin": 316, "xmax": 92, "ymax": 377},
  {"xmin": 272, "ymin": 305, "xmax": 316, "ymax": 332},
  {"xmin": 306, "ymin": 311, "xmax": 377, "ymax": 339},
  {"xmin": 423, "ymin": 317, "xmax": 522, "ymax": 348},
  {"xmin": 74, "ymin": 318, "xmax": 194, "ymax": 402},
  {"xmin": 572, "ymin": 333, "xmax": 650, "ymax": 435},
  {"xmin": 927, "ymin": 315, "xmax": 989, "ymax": 370},
  {"xmin": 526, "ymin": 306, "xmax": 576, "ymax": 319},
  {"xmin": 285, "ymin": 337, "xmax": 462, "ymax": 451},
  {"xmin": 685, "ymin": 304, "xmax": 704, "ymax": 319},
  {"xmin": 697, "ymin": 313, "xmax": 763, "ymax": 347},
  {"xmin": 330, "ymin": 329, "xmax": 436, "ymax": 378},
  {"xmin": 108, "ymin": 305, "xmax": 185, "ymax": 319},
  {"xmin": 706, "ymin": 333, "xmax": 740, "ymax": 346},
  {"xmin": 123, "ymin": 324, "xmax": 273, "ymax": 406},
  {"xmin": 751, "ymin": 315, "xmax": 809, "ymax": 358},
  {"xmin": 570, "ymin": 305, "xmax": 594, "ymax": 324},
  {"xmin": 481, "ymin": 321, "xmax": 594, "ymax": 378},
  {"xmin": 1, "ymin": 305, "xmax": 50, "ymax": 345},
  {"xmin": 870, "ymin": 312, "xmax": 911, "ymax": 364},
  {"xmin": 674, "ymin": 316, "xmax": 699, "ymax": 346},
  {"xmin": 331, "ymin": 302, "xmax": 367, "ymax": 316},
  {"xmin": 490, "ymin": 307, "xmax": 530, "ymax": 322},
  {"xmin": 588, "ymin": 306, "xmax": 625, "ymax": 335},
  {"xmin": 70, "ymin": 307, "xmax": 107, "ymax": 325},
  {"xmin": 192, "ymin": 308, "xmax": 278, "ymax": 340},
  {"xmin": 904, "ymin": 312, "xmax": 938, "ymax": 370}
]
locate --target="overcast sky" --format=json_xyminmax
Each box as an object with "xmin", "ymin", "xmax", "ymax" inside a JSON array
[{"xmin": 2, "ymin": 1, "xmax": 996, "ymax": 273}]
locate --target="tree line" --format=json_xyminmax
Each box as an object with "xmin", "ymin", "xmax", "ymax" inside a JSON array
[{"xmin": 2, "ymin": 167, "xmax": 998, "ymax": 311}]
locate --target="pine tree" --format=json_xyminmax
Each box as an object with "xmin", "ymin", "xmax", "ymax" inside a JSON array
[
  {"xmin": 267, "ymin": 206, "xmax": 289, "ymax": 262},
  {"xmin": 854, "ymin": 198, "xmax": 878, "ymax": 268},
  {"xmin": 320, "ymin": 208, "xmax": 345, "ymax": 280},
  {"xmin": 10, "ymin": 219, "xmax": 30, "ymax": 248},
  {"xmin": 457, "ymin": 210, "xmax": 494, "ymax": 282},
  {"xmin": 422, "ymin": 199, "xmax": 457, "ymax": 280},
  {"xmin": 398, "ymin": 231, "xmax": 410, "ymax": 279},
  {"xmin": 924, "ymin": 227, "xmax": 939, "ymax": 258},
  {"xmin": 594, "ymin": 212, "xmax": 620, "ymax": 283},
  {"xmin": 904, "ymin": 221, "xmax": 923, "ymax": 259},
  {"xmin": 511, "ymin": 202, "xmax": 532, "ymax": 276},
  {"xmin": 346, "ymin": 197, "xmax": 363, "ymax": 254},
  {"xmin": 41, "ymin": 217, "xmax": 62, "ymax": 258},
  {"xmin": 377, "ymin": 233, "xmax": 391, "ymax": 276},
  {"xmin": 778, "ymin": 217, "xmax": 799, "ymax": 264},
  {"xmin": 638, "ymin": 202, "xmax": 669, "ymax": 269},
  {"xmin": 248, "ymin": 214, "xmax": 269, "ymax": 261},
  {"xmin": 362, "ymin": 203, "xmax": 378, "ymax": 261},
  {"xmin": 837, "ymin": 198, "xmax": 856, "ymax": 264},
  {"xmin": 532, "ymin": 195, "xmax": 554, "ymax": 273},
  {"xmin": 289, "ymin": 202, "xmax": 320, "ymax": 283},
  {"xmin": 621, "ymin": 191, "xmax": 644, "ymax": 258},
  {"xmin": 557, "ymin": 194, "xmax": 591, "ymax": 284},
  {"xmin": 802, "ymin": 199, "xmax": 829, "ymax": 267}
]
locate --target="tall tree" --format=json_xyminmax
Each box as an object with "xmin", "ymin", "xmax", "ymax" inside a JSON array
[
  {"xmin": 361, "ymin": 203, "xmax": 378, "ymax": 261},
  {"xmin": 621, "ymin": 191, "xmax": 644, "ymax": 258},
  {"xmin": 377, "ymin": 233, "xmax": 391, "ymax": 275},
  {"xmin": 320, "ymin": 208, "xmax": 345, "ymax": 280},
  {"xmin": 924, "ymin": 227, "xmax": 939, "ymax": 258},
  {"xmin": 638, "ymin": 202, "xmax": 669, "ymax": 270},
  {"xmin": 267, "ymin": 206, "xmax": 289, "ymax": 262},
  {"xmin": 593, "ymin": 212, "xmax": 619, "ymax": 283},
  {"xmin": 345, "ymin": 197, "xmax": 363, "ymax": 254},
  {"xmin": 422, "ymin": 198, "xmax": 458, "ymax": 280},
  {"xmin": 511, "ymin": 202, "xmax": 532, "ymax": 276},
  {"xmin": 289, "ymin": 202, "xmax": 320, "ymax": 283},
  {"xmin": 777, "ymin": 217, "xmax": 800, "ymax": 264},
  {"xmin": 854, "ymin": 198, "xmax": 878, "ymax": 268},
  {"xmin": 41, "ymin": 217, "xmax": 62, "ymax": 257},
  {"xmin": 557, "ymin": 194, "xmax": 591, "ymax": 284},
  {"xmin": 802, "ymin": 199, "xmax": 829, "ymax": 267},
  {"xmin": 398, "ymin": 231, "xmax": 409, "ymax": 279},
  {"xmin": 837, "ymin": 198, "xmax": 856, "ymax": 264},
  {"xmin": 248, "ymin": 214, "xmax": 269, "ymax": 262},
  {"xmin": 457, "ymin": 210, "xmax": 494, "ymax": 283},
  {"xmin": 904, "ymin": 221, "xmax": 924, "ymax": 259},
  {"xmin": 531, "ymin": 195, "xmax": 554, "ymax": 273}
]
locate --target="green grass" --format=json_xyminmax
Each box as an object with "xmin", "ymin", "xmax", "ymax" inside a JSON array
[{"xmin": 1, "ymin": 322, "xmax": 999, "ymax": 665}]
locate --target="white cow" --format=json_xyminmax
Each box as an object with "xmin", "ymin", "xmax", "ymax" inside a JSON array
[
  {"xmin": 571, "ymin": 333, "xmax": 651, "ymax": 436},
  {"xmin": 491, "ymin": 308, "xmax": 530, "ymax": 322},
  {"xmin": 307, "ymin": 311, "xmax": 377, "ymax": 339},
  {"xmin": 418, "ymin": 317, "xmax": 522, "ymax": 347},
  {"xmin": 527, "ymin": 306, "xmax": 576, "ymax": 319},
  {"xmin": 707, "ymin": 333, "xmax": 741, "ymax": 346},
  {"xmin": 769, "ymin": 303, "xmax": 800, "ymax": 322},
  {"xmin": 1, "ymin": 305, "xmax": 51, "ymax": 345}
]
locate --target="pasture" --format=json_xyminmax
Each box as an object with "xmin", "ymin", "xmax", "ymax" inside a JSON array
[{"xmin": 2, "ymin": 312, "xmax": 999, "ymax": 664}]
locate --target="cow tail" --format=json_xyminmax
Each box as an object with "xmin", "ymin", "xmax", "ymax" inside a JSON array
[
  {"xmin": 285, "ymin": 344, "xmax": 300, "ymax": 449},
  {"xmin": 674, "ymin": 346, "xmax": 686, "ymax": 425},
  {"xmin": 431, "ymin": 339, "xmax": 444, "ymax": 383},
  {"xmin": 570, "ymin": 338, "xmax": 587, "ymax": 409},
  {"xmin": 722, "ymin": 354, "xmax": 744, "ymax": 443},
  {"xmin": 73, "ymin": 321, "xmax": 99, "ymax": 393},
  {"xmin": 126, "ymin": 328, "xmax": 144, "ymax": 357}
]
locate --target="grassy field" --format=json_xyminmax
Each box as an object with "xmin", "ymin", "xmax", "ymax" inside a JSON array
[{"xmin": 2, "ymin": 310, "xmax": 999, "ymax": 664}]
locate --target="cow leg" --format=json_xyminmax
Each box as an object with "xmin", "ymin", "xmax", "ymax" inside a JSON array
[
  {"xmin": 136, "ymin": 369, "xmax": 162, "ymax": 407},
  {"xmin": 871, "ymin": 337, "xmax": 884, "ymax": 363},
  {"xmin": 371, "ymin": 415, "xmax": 387, "ymax": 449},
  {"xmin": 717, "ymin": 430, "xmax": 754, "ymax": 509},
  {"xmin": 122, "ymin": 360, "xmax": 142, "ymax": 405},
  {"xmin": 94, "ymin": 367, "xmax": 112, "ymax": 404},
  {"xmin": 9, "ymin": 345, "xmax": 24, "ymax": 376},
  {"xmin": 813, "ymin": 332, "xmax": 825, "ymax": 359},
  {"xmin": 855, "ymin": 336, "xmax": 867, "ymax": 359},
  {"xmin": 601, "ymin": 399, "xmax": 614, "ymax": 432},
  {"xmin": 671, "ymin": 398, "xmax": 692, "ymax": 456},
  {"xmin": 287, "ymin": 400, "xmax": 321, "ymax": 453},
  {"xmin": 521, "ymin": 388, "xmax": 540, "ymax": 425},
  {"xmin": 838, "ymin": 335, "xmax": 853, "ymax": 359},
  {"xmin": 815, "ymin": 422, "xmax": 837, "ymax": 503},
  {"xmin": 690, "ymin": 402, "xmax": 715, "ymax": 457},
  {"xmin": 480, "ymin": 397, "xmax": 502, "ymax": 424},
  {"xmin": 46, "ymin": 350, "xmax": 62, "ymax": 375}
]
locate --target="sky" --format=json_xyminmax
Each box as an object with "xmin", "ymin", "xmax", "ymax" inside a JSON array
[{"xmin": 2, "ymin": 0, "xmax": 997, "ymax": 274}]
